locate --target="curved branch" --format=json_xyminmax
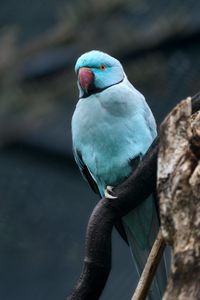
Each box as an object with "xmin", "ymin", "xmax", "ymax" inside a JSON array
[{"xmin": 67, "ymin": 92, "xmax": 200, "ymax": 300}]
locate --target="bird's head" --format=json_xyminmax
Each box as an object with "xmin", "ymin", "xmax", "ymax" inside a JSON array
[{"xmin": 75, "ymin": 50, "xmax": 124, "ymax": 98}]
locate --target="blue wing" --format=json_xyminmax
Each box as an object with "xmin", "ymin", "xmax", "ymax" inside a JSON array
[
  {"xmin": 73, "ymin": 146, "xmax": 129, "ymax": 243},
  {"xmin": 73, "ymin": 147, "xmax": 100, "ymax": 196}
]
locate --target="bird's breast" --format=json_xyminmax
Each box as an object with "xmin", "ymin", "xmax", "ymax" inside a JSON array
[
  {"xmin": 73, "ymin": 101, "xmax": 139, "ymax": 188},
  {"xmin": 72, "ymin": 84, "xmax": 155, "ymax": 191}
]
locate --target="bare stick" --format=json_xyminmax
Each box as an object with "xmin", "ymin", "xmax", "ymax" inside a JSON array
[{"xmin": 131, "ymin": 229, "xmax": 165, "ymax": 300}]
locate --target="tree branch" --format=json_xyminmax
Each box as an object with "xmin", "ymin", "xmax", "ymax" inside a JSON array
[
  {"xmin": 131, "ymin": 229, "xmax": 165, "ymax": 300},
  {"xmin": 158, "ymin": 97, "xmax": 200, "ymax": 299},
  {"xmin": 67, "ymin": 92, "xmax": 200, "ymax": 300}
]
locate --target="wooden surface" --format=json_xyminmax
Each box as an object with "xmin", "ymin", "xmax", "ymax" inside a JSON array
[{"xmin": 158, "ymin": 98, "xmax": 200, "ymax": 299}]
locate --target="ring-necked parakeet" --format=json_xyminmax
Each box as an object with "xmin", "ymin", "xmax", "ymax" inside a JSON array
[{"xmin": 71, "ymin": 50, "xmax": 168, "ymax": 299}]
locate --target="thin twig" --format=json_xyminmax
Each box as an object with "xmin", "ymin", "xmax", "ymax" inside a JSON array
[{"xmin": 131, "ymin": 229, "xmax": 165, "ymax": 300}]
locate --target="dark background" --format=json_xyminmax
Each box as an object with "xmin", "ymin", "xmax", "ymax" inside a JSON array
[{"xmin": 0, "ymin": 1, "xmax": 200, "ymax": 299}]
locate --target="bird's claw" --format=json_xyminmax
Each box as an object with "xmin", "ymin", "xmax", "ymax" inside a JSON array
[{"xmin": 104, "ymin": 186, "xmax": 117, "ymax": 199}]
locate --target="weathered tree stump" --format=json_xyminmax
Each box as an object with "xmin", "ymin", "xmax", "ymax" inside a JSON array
[{"xmin": 158, "ymin": 97, "xmax": 200, "ymax": 300}]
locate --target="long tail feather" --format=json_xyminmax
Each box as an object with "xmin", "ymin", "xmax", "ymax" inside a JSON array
[{"xmin": 122, "ymin": 195, "xmax": 170, "ymax": 300}]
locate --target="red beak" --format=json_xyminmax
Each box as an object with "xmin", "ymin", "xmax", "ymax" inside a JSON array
[{"xmin": 78, "ymin": 67, "xmax": 94, "ymax": 93}]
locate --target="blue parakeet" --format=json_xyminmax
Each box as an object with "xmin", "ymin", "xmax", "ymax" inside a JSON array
[{"xmin": 71, "ymin": 50, "xmax": 168, "ymax": 299}]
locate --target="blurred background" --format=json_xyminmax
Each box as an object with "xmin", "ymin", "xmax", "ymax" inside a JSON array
[{"xmin": 0, "ymin": 1, "xmax": 200, "ymax": 299}]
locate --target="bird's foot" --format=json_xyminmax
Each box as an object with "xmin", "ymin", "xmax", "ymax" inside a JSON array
[{"xmin": 104, "ymin": 186, "xmax": 117, "ymax": 199}]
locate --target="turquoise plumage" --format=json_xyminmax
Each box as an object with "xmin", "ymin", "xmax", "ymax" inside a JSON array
[{"xmin": 71, "ymin": 50, "xmax": 168, "ymax": 299}]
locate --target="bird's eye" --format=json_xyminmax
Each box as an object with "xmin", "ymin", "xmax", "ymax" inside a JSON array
[{"xmin": 99, "ymin": 64, "xmax": 106, "ymax": 71}]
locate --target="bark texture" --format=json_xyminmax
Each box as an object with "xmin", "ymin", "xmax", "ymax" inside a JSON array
[{"xmin": 158, "ymin": 97, "xmax": 200, "ymax": 300}]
